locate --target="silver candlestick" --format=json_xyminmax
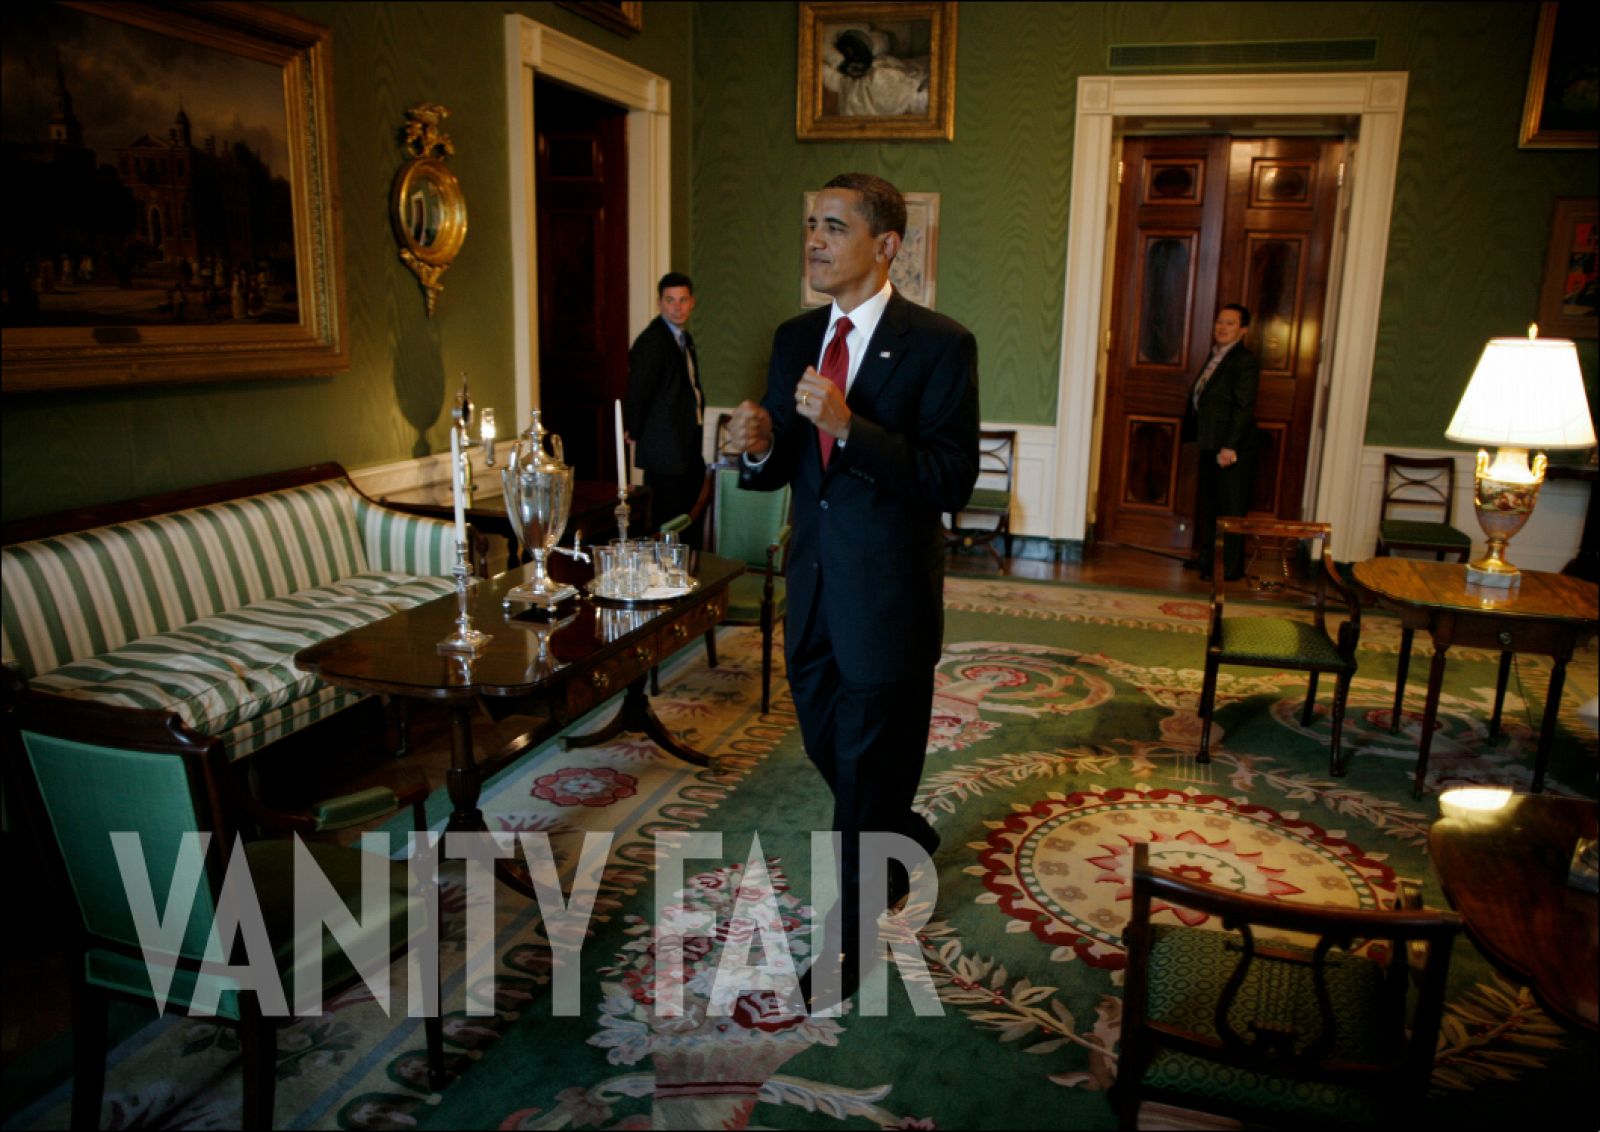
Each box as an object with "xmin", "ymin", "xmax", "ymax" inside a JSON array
[
  {"xmin": 614, "ymin": 488, "xmax": 631, "ymax": 544},
  {"xmin": 437, "ymin": 540, "xmax": 491, "ymax": 655}
]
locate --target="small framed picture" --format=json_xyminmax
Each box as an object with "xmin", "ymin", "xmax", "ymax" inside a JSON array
[
  {"xmin": 1519, "ymin": 2, "xmax": 1597, "ymax": 148},
  {"xmin": 802, "ymin": 191, "xmax": 940, "ymax": 309},
  {"xmin": 1537, "ymin": 198, "xmax": 1598, "ymax": 339},
  {"xmin": 796, "ymin": 2, "xmax": 956, "ymax": 142}
]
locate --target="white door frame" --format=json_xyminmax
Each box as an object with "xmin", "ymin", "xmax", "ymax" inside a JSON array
[
  {"xmin": 1055, "ymin": 72, "xmax": 1408, "ymax": 560},
  {"xmin": 504, "ymin": 16, "xmax": 672, "ymax": 426}
]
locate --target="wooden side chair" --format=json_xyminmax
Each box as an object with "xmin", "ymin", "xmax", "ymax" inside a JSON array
[
  {"xmin": 660, "ymin": 466, "xmax": 792, "ymax": 713},
  {"xmin": 1373, "ymin": 454, "xmax": 1513, "ymax": 738},
  {"xmin": 8, "ymin": 691, "xmax": 447, "ymax": 1130},
  {"xmin": 1113, "ymin": 842, "xmax": 1461, "ymax": 1130},
  {"xmin": 1374, "ymin": 454, "xmax": 1472, "ymax": 563},
  {"xmin": 944, "ymin": 429, "xmax": 1017, "ymax": 565},
  {"xmin": 1197, "ymin": 517, "xmax": 1361, "ymax": 774}
]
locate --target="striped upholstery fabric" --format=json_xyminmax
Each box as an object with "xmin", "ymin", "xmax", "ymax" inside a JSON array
[{"xmin": 3, "ymin": 478, "xmax": 456, "ymax": 760}]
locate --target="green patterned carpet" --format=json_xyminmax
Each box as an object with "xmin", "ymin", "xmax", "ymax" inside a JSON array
[{"xmin": 7, "ymin": 575, "xmax": 1597, "ymax": 1129}]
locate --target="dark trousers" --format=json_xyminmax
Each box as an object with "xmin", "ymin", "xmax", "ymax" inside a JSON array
[
  {"xmin": 787, "ymin": 586, "xmax": 938, "ymax": 970},
  {"xmin": 644, "ymin": 469, "xmax": 705, "ymax": 548},
  {"xmin": 1195, "ymin": 450, "xmax": 1252, "ymax": 576}
]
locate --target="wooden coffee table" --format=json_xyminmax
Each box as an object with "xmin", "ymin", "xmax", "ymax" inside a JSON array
[
  {"xmin": 1352, "ymin": 558, "xmax": 1598, "ymax": 796},
  {"xmin": 296, "ymin": 552, "xmax": 740, "ymax": 833},
  {"xmin": 1430, "ymin": 793, "xmax": 1598, "ymax": 1032}
]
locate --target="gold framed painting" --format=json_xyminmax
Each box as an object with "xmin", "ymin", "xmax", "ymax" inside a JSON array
[
  {"xmin": 1519, "ymin": 2, "xmax": 1597, "ymax": 149},
  {"xmin": 796, "ymin": 1, "xmax": 956, "ymax": 142},
  {"xmin": 1537, "ymin": 198, "xmax": 1598, "ymax": 339},
  {"xmin": 1, "ymin": 2, "xmax": 347, "ymax": 393},
  {"xmin": 802, "ymin": 191, "xmax": 940, "ymax": 309},
  {"xmin": 556, "ymin": 2, "xmax": 643, "ymax": 39}
]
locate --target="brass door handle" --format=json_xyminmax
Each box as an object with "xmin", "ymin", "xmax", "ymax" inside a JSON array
[{"xmin": 592, "ymin": 670, "xmax": 611, "ymax": 692}]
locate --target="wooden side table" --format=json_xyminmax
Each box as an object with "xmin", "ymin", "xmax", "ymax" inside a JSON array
[{"xmin": 1352, "ymin": 558, "xmax": 1598, "ymax": 796}]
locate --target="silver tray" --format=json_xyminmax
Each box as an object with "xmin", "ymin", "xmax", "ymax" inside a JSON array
[{"xmin": 583, "ymin": 576, "xmax": 700, "ymax": 605}]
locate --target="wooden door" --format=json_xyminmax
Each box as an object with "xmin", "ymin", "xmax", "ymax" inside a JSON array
[
  {"xmin": 1094, "ymin": 135, "xmax": 1344, "ymax": 550},
  {"xmin": 535, "ymin": 78, "xmax": 628, "ymax": 482}
]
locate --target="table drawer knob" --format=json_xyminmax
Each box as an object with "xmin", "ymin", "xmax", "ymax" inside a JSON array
[
  {"xmin": 592, "ymin": 670, "xmax": 611, "ymax": 692},
  {"xmin": 671, "ymin": 623, "xmax": 688, "ymax": 642},
  {"xmin": 635, "ymin": 645, "xmax": 653, "ymax": 664}
]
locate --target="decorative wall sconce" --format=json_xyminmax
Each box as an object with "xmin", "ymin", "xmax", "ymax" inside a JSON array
[{"xmin": 393, "ymin": 103, "xmax": 467, "ymax": 316}]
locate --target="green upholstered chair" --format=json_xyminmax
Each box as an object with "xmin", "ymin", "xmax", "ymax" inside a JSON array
[
  {"xmin": 1197, "ymin": 517, "xmax": 1361, "ymax": 774},
  {"xmin": 8, "ymin": 689, "xmax": 447, "ymax": 1130},
  {"xmin": 1113, "ymin": 842, "xmax": 1461, "ymax": 1131},
  {"xmin": 1374, "ymin": 454, "xmax": 1472, "ymax": 563},
  {"xmin": 944, "ymin": 429, "xmax": 1017, "ymax": 566},
  {"xmin": 658, "ymin": 466, "xmax": 792, "ymax": 712}
]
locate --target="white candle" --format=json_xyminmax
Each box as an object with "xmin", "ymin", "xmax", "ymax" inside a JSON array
[
  {"xmin": 614, "ymin": 399, "xmax": 627, "ymax": 493},
  {"xmin": 449, "ymin": 425, "xmax": 467, "ymax": 547}
]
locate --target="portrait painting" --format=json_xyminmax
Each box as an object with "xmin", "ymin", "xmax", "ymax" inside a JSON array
[
  {"xmin": 1, "ymin": 2, "xmax": 346, "ymax": 392},
  {"xmin": 1519, "ymin": 2, "xmax": 1598, "ymax": 148},
  {"xmin": 802, "ymin": 191, "xmax": 940, "ymax": 309},
  {"xmin": 796, "ymin": 2, "xmax": 956, "ymax": 142}
]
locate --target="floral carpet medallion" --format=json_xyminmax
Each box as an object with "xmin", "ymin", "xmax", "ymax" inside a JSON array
[{"xmin": 977, "ymin": 787, "xmax": 1395, "ymax": 968}]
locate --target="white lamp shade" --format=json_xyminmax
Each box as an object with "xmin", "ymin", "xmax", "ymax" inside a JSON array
[{"xmin": 1445, "ymin": 336, "xmax": 1597, "ymax": 449}]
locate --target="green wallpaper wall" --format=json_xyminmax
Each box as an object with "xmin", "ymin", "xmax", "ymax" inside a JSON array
[
  {"xmin": 688, "ymin": 1, "xmax": 1597, "ymax": 449},
  {"xmin": 1, "ymin": 1, "xmax": 694, "ymax": 521},
  {"xmin": 3, "ymin": 2, "xmax": 1595, "ymax": 524}
]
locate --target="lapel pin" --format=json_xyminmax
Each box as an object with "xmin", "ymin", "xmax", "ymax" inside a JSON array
[{"xmin": 879, "ymin": 350, "xmax": 891, "ymax": 358}]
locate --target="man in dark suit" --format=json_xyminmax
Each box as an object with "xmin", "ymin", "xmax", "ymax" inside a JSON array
[
  {"xmin": 1184, "ymin": 303, "xmax": 1259, "ymax": 580},
  {"xmin": 625, "ymin": 272, "xmax": 707, "ymax": 546},
  {"xmin": 727, "ymin": 173, "xmax": 979, "ymax": 1008}
]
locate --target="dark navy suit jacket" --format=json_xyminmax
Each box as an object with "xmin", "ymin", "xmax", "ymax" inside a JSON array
[
  {"xmin": 625, "ymin": 316, "xmax": 703, "ymax": 476},
  {"xmin": 741, "ymin": 291, "xmax": 979, "ymax": 683}
]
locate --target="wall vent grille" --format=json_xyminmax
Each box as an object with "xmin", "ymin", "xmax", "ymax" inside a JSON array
[{"xmin": 1108, "ymin": 39, "xmax": 1379, "ymax": 70}]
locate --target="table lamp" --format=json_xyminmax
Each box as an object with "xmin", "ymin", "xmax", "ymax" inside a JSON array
[{"xmin": 1443, "ymin": 326, "xmax": 1596, "ymax": 587}]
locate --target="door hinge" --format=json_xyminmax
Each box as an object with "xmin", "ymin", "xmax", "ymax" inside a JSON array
[{"xmin": 1336, "ymin": 161, "xmax": 1345, "ymax": 188}]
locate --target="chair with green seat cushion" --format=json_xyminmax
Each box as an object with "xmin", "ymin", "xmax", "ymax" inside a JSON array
[
  {"xmin": 9, "ymin": 692, "xmax": 447, "ymax": 1130},
  {"xmin": 1197, "ymin": 517, "xmax": 1361, "ymax": 774},
  {"xmin": 710, "ymin": 467, "xmax": 792, "ymax": 713},
  {"xmin": 943, "ymin": 429, "xmax": 1016, "ymax": 565},
  {"xmin": 1374, "ymin": 454, "xmax": 1472, "ymax": 563},
  {"xmin": 1113, "ymin": 842, "xmax": 1461, "ymax": 1131}
]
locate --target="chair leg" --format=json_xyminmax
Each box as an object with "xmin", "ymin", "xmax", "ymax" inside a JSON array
[
  {"xmin": 704, "ymin": 627, "xmax": 718, "ymax": 669},
  {"xmin": 239, "ymin": 1010, "xmax": 277, "ymax": 1132},
  {"xmin": 1301, "ymin": 671, "xmax": 1320, "ymax": 725},
  {"xmin": 1197, "ymin": 657, "xmax": 1219, "ymax": 763},
  {"xmin": 70, "ymin": 979, "xmax": 108, "ymax": 1130},
  {"xmin": 760, "ymin": 603, "xmax": 774, "ymax": 714},
  {"xmin": 1329, "ymin": 668, "xmax": 1354, "ymax": 776},
  {"xmin": 1392, "ymin": 627, "xmax": 1414, "ymax": 733},
  {"xmin": 1489, "ymin": 650, "xmax": 1513, "ymax": 740}
]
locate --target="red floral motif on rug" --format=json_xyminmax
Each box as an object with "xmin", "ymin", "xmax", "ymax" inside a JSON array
[
  {"xmin": 531, "ymin": 766, "xmax": 639, "ymax": 807},
  {"xmin": 978, "ymin": 785, "xmax": 1396, "ymax": 969}
]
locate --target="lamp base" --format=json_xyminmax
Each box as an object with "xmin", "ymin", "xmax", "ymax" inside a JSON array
[{"xmin": 1465, "ymin": 557, "xmax": 1520, "ymax": 588}]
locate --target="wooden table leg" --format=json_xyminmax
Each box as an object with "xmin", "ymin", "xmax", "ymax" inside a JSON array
[
  {"xmin": 1532, "ymin": 650, "xmax": 1571, "ymax": 794},
  {"xmin": 1489, "ymin": 650, "xmax": 1513, "ymax": 740},
  {"xmin": 565, "ymin": 675, "xmax": 711, "ymax": 767},
  {"xmin": 1414, "ymin": 643, "xmax": 1451, "ymax": 798},
  {"xmin": 1392, "ymin": 626, "xmax": 1413, "ymax": 733},
  {"xmin": 445, "ymin": 702, "xmax": 484, "ymax": 831}
]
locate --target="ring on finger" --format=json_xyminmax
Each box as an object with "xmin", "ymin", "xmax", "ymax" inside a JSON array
[{"xmin": 800, "ymin": 392, "xmax": 810, "ymax": 407}]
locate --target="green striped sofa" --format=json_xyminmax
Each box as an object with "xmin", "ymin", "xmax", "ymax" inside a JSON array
[{"xmin": 2, "ymin": 465, "xmax": 457, "ymax": 761}]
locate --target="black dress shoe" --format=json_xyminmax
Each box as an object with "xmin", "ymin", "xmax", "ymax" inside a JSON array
[
  {"xmin": 797, "ymin": 954, "xmax": 859, "ymax": 1013},
  {"xmin": 1181, "ymin": 556, "xmax": 1204, "ymax": 572},
  {"xmin": 1223, "ymin": 568, "xmax": 1245, "ymax": 582}
]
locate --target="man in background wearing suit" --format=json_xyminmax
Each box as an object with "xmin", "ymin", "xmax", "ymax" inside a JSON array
[
  {"xmin": 1184, "ymin": 303, "xmax": 1259, "ymax": 581},
  {"xmin": 625, "ymin": 272, "xmax": 707, "ymax": 547},
  {"xmin": 727, "ymin": 173, "xmax": 979, "ymax": 1008}
]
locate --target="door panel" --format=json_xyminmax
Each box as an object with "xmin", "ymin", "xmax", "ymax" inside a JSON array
[
  {"xmin": 535, "ymin": 78, "xmax": 628, "ymax": 483},
  {"xmin": 1095, "ymin": 134, "xmax": 1344, "ymax": 550},
  {"xmin": 1095, "ymin": 136, "xmax": 1227, "ymax": 550}
]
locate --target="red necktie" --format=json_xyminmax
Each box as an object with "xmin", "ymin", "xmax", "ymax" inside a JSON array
[{"xmin": 818, "ymin": 316, "xmax": 852, "ymax": 467}]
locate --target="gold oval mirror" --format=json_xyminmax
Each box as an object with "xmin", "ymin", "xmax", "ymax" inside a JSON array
[{"xmin": 392, "ymin": 104, "xmax": 466, "ymax": 316}]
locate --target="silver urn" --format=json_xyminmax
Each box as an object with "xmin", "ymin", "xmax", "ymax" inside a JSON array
[{"xmin": 501, "ymin": 410, "xmax": 577, "ymax": 606}]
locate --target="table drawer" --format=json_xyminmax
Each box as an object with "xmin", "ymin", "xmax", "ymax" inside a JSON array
[
  {"xmin": 563, "ymin": 637, "xmax": 660, "ymax": 717},
  {"xmin": 658, "ymin": 591, "xmax": 728, "ymax": 652}
]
